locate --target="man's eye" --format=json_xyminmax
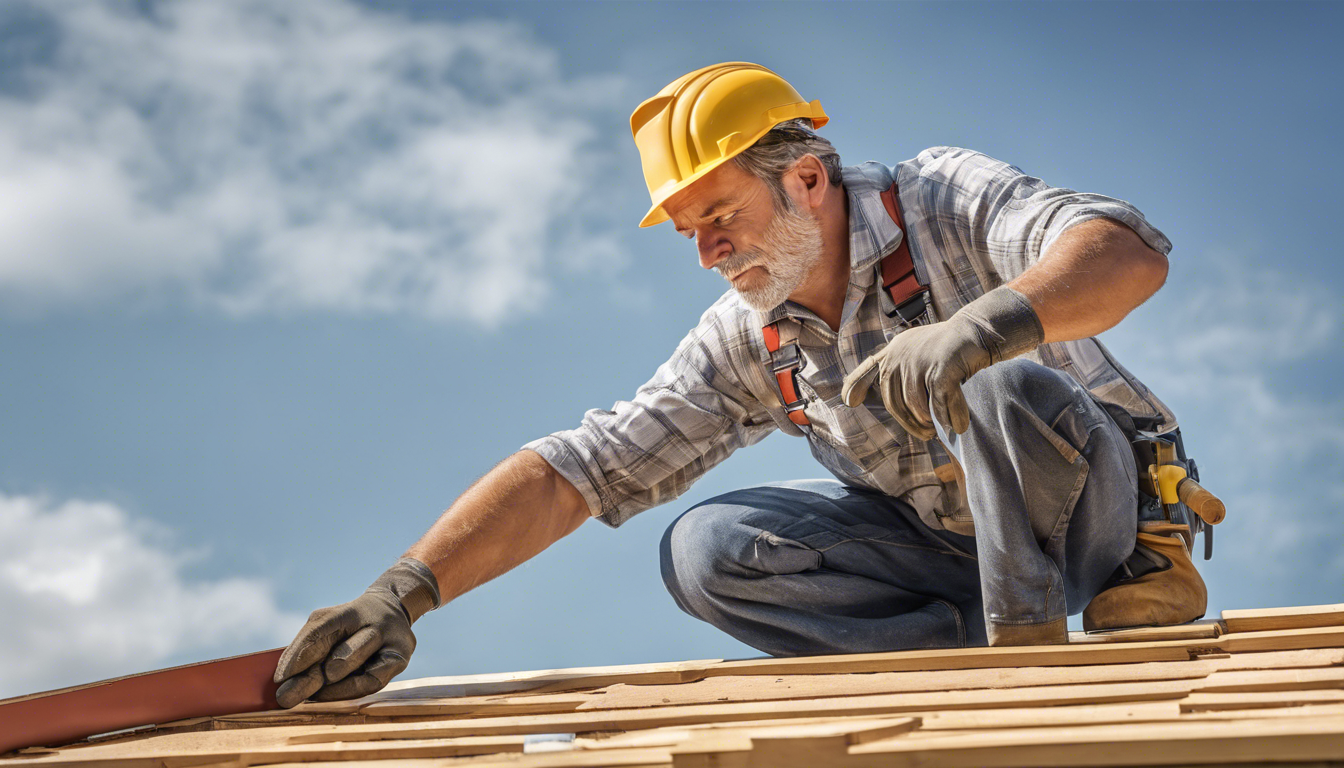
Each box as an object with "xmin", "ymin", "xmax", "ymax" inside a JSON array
[
  {"xmin": 715, "ymin": 211, "xmax": 737, "ymax": 227},
  {"xmin": 678, "ymin": 229, "xmax": 694, "ymax": 240}
]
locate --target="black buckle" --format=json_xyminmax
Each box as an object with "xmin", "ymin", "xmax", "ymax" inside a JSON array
[
  {"xmin": 884, "ymin": 288, "xmax": 929, "ymax": 325},
  {"xmin": 769, "ymin": 343, "xmax": 805, "ymax": 374}
]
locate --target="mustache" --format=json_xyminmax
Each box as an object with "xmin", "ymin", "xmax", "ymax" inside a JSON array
[{"xmin": 715, "ymin": 250, "xmax": 764, "ymax": 280}]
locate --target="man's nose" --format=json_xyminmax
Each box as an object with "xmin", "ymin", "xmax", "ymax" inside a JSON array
[{"xmin": 697, "ymin": 233, "xmax": 731, "ymax": 271}]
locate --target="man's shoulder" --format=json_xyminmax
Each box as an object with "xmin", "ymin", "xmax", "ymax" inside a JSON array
[
  {"xmin": 846, "ymin": 147, "xmax": 1015, "ymax": 194},
  {"xmin": 898, "ymin": 146, "xmax": 1024, "ymax": 188}
]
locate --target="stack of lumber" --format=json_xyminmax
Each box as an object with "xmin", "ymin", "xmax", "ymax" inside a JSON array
[{"xmin": 3, "ymin": 603, "xmax": 1342, "ymax": 767}]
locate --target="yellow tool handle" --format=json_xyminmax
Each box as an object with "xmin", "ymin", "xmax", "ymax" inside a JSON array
[{"xmin": 1177, "ymin": 477, "xmax": 1226, "ymax": 525}]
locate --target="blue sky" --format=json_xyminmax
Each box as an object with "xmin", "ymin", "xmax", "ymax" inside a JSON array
[{"xmin": 0, "ymin": 1, "xmax": 1339, "ymax": 697}]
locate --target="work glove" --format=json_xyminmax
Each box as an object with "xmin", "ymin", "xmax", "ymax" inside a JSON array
[
  {"xmin": 841, "ymin": 286, "xmax": 1044, "ymax": 440},
  {"xmin": 272, "ymin": 557, "xmax": 440, "ymax": 708}
]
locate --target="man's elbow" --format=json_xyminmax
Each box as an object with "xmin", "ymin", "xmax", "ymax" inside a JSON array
[
  {"xmin": 1133, "ymin": 243, "xmax": 1169, "ymax": 300},
  {"xmin": 1105, "ymin": 219, "xmax": 1168, "ymax": 301}
]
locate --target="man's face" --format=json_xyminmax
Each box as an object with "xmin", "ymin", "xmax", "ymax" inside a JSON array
[{"xmin": 665, "ymin": 161, "xmax": 824, "ymax": 312}]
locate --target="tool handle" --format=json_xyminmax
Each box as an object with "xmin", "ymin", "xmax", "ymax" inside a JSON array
[{"xmin": 1177, "ymin": 477, "xmax": 1226, "ymax": 525}]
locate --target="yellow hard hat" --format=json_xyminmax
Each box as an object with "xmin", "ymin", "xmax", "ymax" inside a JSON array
[{"xmin": 630, "ymin": 62, "xmax": 828, "ymax": 228}]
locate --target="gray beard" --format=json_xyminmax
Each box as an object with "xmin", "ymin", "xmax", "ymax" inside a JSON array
[{"xmin": 715, "ymin": 200, "xmax": 824, "ymax": 312}]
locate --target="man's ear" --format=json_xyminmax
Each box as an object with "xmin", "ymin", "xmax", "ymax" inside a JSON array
[{"xmin": 784, "ymin": 154, "xmax": 828, "ymax": 211}]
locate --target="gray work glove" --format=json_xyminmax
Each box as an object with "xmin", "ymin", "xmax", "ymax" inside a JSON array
[
  {"xmin": 841, "ymin": 286, "xmax": 1044, "ymax": 440},
  {"xmin": 272, "ymin": 557, "xmax": 440, "ymax": 708}
]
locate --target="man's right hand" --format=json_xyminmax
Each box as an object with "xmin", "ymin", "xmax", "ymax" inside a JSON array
[{"xmin": 273, "ymin": 557, "xmax": 440, "ymax": 708}]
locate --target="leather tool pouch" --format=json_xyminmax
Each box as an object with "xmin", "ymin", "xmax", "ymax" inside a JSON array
[{"xmin": 1100, "ymin": 402, "xmax": 1215, "ymax": 561}]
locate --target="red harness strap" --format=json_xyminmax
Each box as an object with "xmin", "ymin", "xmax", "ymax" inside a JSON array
[
  {"xmin": 762, "ymin": 321, "xmax": 811, "ymax": 426},
  {"xmin": 760, "ymin": 182, "xmax": 928, "ymax": 427},
  {"xmin": 878, "ymin": 182, "xmax": 930, "ymax": 323}
]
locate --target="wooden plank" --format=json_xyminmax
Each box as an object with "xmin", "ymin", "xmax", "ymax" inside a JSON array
[
  {"xmin": 362, "ymin": 661, "xmax": 1215, "ymax": 718},
  {"xmin": 1221, "ymin": 603, "xmax": 1344, "ymax": 633},
  {"xmin": 273, "ymin": 658, "xmax": 725, "ymax": 716},
  {"xmin": 696, "ymin": 627, "xmax": 1327, "ymax": 679},
  {"xmin": 580, "ymin": 662, "xmax": 1209, "ymax": 711},
  {"xmin": 1180, "ymin": 689, "xmax": 1344, "ymax": 711},
  {"xmin": 700, "ymin": 640, "xmax": 1193, "ymax": 678},
  {"xmin": 916, "ymin": 701, "xmax": 1182, "ymax": 731},
  {"xmin": 1206, "ymin": 624, "xmax": 1344, "ymax": 653},
  {"xmin": 1067, "ymin": 620, "xmax": 1222, "ymax": 644},
  {"xmin": 358, "ymin": 693, "xmax": 589, "ymax": 718},
  {"xmin": 360, "ymin": 647, "xmax": 1344, "ymax": 719},
  {"xmin": 672, "ymin": 717, "xmax": 921, "ymax": 768},
  {"xmin": 589, "ymin": 715, "xmax": 945, "ymax": 747},
  {"xmin": 845, "ymin": 715, "xmax": 1344, "ymax": 767},
  {"xmin": 0, "ymin": 737, "xmax": 531, "ymax": 768},
  {"xmin": 1181, "ymin": 702, "xmax": 1344, "ymax": 720},
  {"xmin": 288, "ymin": 679, "xmax": 1199, "ymax": 743},
  {"xmin": 1198, "ymin": 647, "xmax": 1344, "ymax": 669},
  {"xmin": 396, "ymin": 747, "xmax": 674, "ymax": 768},
  {"xmin": 581, "ymin": 648, "xmax": 1344, "ymax": 709},
  {"xmin": 1193, "ymin": 666, "xmax": 1344, "ymax": 693},
  {"xmin": 0, "ymin": 725, "xmax": 321, "ymax": 766}
]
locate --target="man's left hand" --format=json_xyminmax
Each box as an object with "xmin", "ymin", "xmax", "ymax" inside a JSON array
[{"xmin": 841, "ymin": 286, "xmax": 1045, "ymax": 440}]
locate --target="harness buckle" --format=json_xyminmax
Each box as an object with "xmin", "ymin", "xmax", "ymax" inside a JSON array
[
  {"xmin": 885, "ymin": 287, "xmax": 930, "ymax": 326},
  {"xmin": 768, "ymin": 343, "xmax": 805, "ymax": 374}
]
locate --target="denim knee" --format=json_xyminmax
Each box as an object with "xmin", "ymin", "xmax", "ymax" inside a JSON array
[
  {"xmin": 659, "ymin": 493, "xmax": 820, "ymax": 616},
  {"xmin": 963, "ymin": 358, "xmax": 1073, "ymax": 414},
  {"xmin": 660, "ymin": 502, "xmax": 733, "ymax": 613}
]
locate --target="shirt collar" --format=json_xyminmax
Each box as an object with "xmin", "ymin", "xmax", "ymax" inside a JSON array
[
  {"xmin": 843, "ymin": 161, "xmax": 904, "ymax": 274},
  {"xmin": 755, "ymin": 162, "xmax": 904, "ymax": 328}
]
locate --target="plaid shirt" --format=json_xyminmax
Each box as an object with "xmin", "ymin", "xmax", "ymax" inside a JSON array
[{"xmin": 523, "ymin": 146, "xmax": 1175, "ymax": 532}]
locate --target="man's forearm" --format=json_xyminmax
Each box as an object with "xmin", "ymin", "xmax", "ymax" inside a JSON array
[
  {"xmin": 405, "ymin": 449, "xmax": 591, "ymax": 603},
  {"xmin": 1009, "ymin": 218, "xmax": 1169, "ymax": 343}
]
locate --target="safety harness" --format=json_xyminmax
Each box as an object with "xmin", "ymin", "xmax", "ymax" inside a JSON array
[{"xmin": 762, "ymin": 182, "xmax": 929, "ymax": 426}]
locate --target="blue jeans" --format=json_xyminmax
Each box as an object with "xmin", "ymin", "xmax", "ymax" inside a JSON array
[{"xmin": 659, "ymin": 359, "xmax": 1139, "ymax": 655}]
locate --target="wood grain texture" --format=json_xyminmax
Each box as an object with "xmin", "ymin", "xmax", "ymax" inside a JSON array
[
  {"xmin": 915, "ymin": 702, "xmax": 1182, "ymax": 730},
  {"xmin": 701, "ymin": 641, "xmax": 1193, "ymax": 678},
  {"xmin": 288, "ymin": 679, "xmax": 1201, "ymax": 743},
  {"xmin": 1193, "ymin": 666, "xmax": 1344, "ymax": 693},
  {"xmin": 356, "ymin": 647, "xmax": 1344, "ymax": 720},
  {"xmin": 0, "ymin": 737, "xmax": 531, "ymax": 768},
  {"xmin": 1067, "ymin": 620, "xmax": 1223, "ymax": 644},
  {"xmin": 1179, "ymin": 689, "xmax": 1344, "ymax": 711},
  {"xmin": 1209, "ymin": 625, "xmax": 1344, "ymax": 653},
  {"xmin": 361, "ymin": 663, "xmax": 1210, "ymax": 717},
  {"xmin": 846, "ymin": 715, "xmax": 1344, "ymax": 767},
  {"xmin": 1221, "ymin": 603, "xmax": 1344, "ymax": 633}
]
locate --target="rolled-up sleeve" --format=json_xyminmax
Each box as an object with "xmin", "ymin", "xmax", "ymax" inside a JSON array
[
  {"xmin": 521, "ymin": 306, "xmax": 777, "ymax": 528},
  {"xmin": 910, "ymin": 146, "xmax": 1172, "ymax": 284}
]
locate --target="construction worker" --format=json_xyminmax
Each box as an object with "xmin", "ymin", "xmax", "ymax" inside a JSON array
[{"xmin": 272, "ymin": 62, "xmax": 1207, "ymax": 707}]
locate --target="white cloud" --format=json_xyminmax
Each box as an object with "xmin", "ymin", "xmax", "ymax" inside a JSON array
[
  {"xmin": 0, "ymin": 1, "xmax": 628, "ymax": 326},
  {"xmin": 0, "ymin": 492, "xmax": 303, "ymax": 697},
  {"xmin": 1102, "ymin": 249, "xmax": 1344, "ymax": 601}
]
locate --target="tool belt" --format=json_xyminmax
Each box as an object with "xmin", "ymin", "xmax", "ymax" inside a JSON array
[{"xmin": 1103, "ymin": 405, "xmax": 1226, "ymax": 560}]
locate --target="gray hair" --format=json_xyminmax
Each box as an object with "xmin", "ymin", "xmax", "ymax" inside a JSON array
[{"xmin": 733, "ymin": 119, "xmax": 843, "ymax": 210}]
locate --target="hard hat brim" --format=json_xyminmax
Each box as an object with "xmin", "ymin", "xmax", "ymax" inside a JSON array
[{"xmin": 637, "ymin": 157, "xmax": 730, "ymax": 228}]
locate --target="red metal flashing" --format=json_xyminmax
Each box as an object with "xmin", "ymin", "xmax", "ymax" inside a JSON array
[{"xmin": 0, "ymin": 648, "xmax": 282, "ymax": 754}]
